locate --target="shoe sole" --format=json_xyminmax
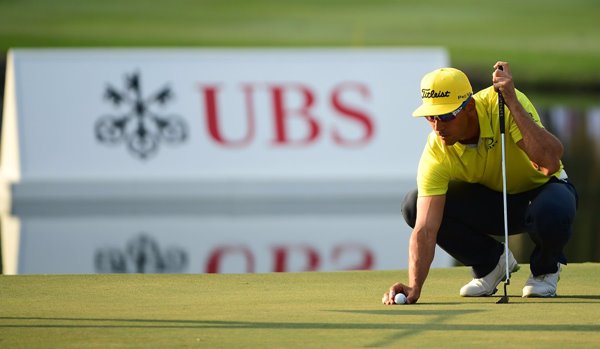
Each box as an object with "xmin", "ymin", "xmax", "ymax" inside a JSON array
[{"xmin": 522, "ymin": 293, "xmax": 557, "ymax": 298}]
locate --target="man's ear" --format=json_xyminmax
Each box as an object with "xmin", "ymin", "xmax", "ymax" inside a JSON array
[
  {"xmin": 467, "ymin": 97, "xmax": 476, "ymax": 111},
  {"xmin": 465, "ymin": 98, "xmax": 477, "ymax": 117}
]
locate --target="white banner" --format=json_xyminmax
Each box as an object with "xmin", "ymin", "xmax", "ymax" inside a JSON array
[
  {"xmin": 3, "ymin": 48, "xmax": 446, "ymax": 182},
  {"xmin": 14, "ymin": 215, "xmax": 451, "ymax": 274},
  {"xmin": 1, "ymin": 48, "xmax": 452, "ymax": 274}
]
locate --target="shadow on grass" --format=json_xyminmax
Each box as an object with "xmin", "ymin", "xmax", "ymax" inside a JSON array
[
  {"xmin": 504, "ymin": 294, "xmax": 600, "ymax": 303},
  {"xmin": 2, "ymin": 314, "xmax": 600, "ymax": 348},
  {"xmin": 2, "ymin": 315, "xmax": 600, "ymax": 332},
  {"xmin": 327, "ymin": 308, "xmax": 485, "ymax": 316},
  {"xmin": 554, "ymin": 295, "xmax": 600, "ymax": 300}
]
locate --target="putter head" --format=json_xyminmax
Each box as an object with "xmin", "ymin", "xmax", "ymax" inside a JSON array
[
  {"xmin": 497, "ymin": 295, "xmax": 509, "ymax": 304},
  {"xmin": 496, "ymin": 281, "xmax": 510, "ymax": 304}
]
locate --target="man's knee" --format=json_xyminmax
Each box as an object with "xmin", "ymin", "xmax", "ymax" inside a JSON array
[
  {"xmin": 526, "ymin": 195, "xmax": 575, "ymax": 242},
  {"xmin": 401, "ymin": 189, "xmax": 418, "ymax": 228}
]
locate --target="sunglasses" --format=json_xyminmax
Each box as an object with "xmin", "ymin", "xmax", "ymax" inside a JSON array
[{"xmin": 425, "ymin": 96, "xmax": 472, "ymax": 122}]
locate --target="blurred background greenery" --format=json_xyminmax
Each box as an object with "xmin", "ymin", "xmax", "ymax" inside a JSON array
[
  {"xmin": 1, "ymin": 0, "xmax": 599, "ymax": 97},
  {"xmin": 0, "ymin": 0, "xmax": 598, "ymax": 264}
]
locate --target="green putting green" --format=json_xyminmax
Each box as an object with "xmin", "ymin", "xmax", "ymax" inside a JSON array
[{"xmin": 1, "ymin": 263, "xmax": 599, "ymax": 348}]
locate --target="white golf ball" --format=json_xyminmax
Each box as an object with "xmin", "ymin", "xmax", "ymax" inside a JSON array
[{"xmin": 394, "ymin": 293, "xmax": 407, "ymax": 304}]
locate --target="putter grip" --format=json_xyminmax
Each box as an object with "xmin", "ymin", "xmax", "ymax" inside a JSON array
[{"xmin": 497, "ymin": 65, "xmax": 506, "ymax": 134}]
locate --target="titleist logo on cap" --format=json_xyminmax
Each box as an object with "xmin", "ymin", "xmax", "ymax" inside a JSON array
[{"xmin": 421, "ymin": 89, "xmax": 451, "ymax": 98}]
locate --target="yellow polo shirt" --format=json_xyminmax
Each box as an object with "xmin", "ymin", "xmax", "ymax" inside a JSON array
[{"xmin": 417, "ymin": 86, "xmax": 563, "ymax": 196}]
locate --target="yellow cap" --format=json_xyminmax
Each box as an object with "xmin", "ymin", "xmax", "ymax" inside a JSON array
[{"xmin": 412, "ymin": 68, "xmax": 473, "ymax": 117}]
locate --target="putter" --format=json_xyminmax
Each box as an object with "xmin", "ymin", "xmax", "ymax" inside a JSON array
[{"xmin": 496, "ymin": 65, "xmax": 510, "ymax": 304}]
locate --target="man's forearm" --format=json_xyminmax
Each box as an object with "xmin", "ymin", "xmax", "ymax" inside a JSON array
[
  {"xmin": 505, "ymin": 98, "xmax": 563, "ymax": 174},
  {"xmin": 408, "ymin": 228, "xmax": 437, "ymax": 294}
]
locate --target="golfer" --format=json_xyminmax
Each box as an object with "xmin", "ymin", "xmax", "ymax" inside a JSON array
[{"xmin": 383, "ymin": 62, "xmax": 578, "ymax": 304}]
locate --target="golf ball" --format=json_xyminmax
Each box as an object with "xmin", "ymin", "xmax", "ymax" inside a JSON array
[{"xmin": 394, "ymin": 293, "xmax": 407, "ymax": 304}]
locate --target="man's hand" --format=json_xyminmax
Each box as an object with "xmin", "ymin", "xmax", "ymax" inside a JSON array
[
  {"xmin": 492, "ymin": 61, "xmax": 517, "ymax": 105},
  {"xmin": 382, "ymin": 282, "xmax": 420, "ymax": 305}
]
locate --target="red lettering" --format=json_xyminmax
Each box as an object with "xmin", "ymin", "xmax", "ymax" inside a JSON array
[
  {"xmin": 198, "ymin": 82, "xmax": 374, "ymax": 148},
  {"xmin": 271, "ymin": 85, "xmax": 320, "ymax": 146},
  {"xmin": 331, "ymin": 83, "xmax": 374, "ymax": 147},
  {"xmin": 205, "ymin": 245, "xmax": 255, "ymax": 273},
  {"xmin": 199, "ymin": 84, "xmax": 255, "ymax": 147},
  {"xmin": 332, "ymin": 244, "xmax": 374, "ymax": 270},
  {"xmin": 272, "ymin": 245, "xmax": 320, "ymax": 272}
]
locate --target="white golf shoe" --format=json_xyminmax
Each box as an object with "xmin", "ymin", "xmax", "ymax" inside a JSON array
[
  {"xmin": 522, "ymin": 264, "xmax": 561, "ymax": 297},
  {"xmin": 460, "ymin": 248, "xmax": 519, "ymax": 297}
]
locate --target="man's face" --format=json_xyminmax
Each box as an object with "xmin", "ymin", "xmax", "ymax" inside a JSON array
[{"xmin": 425, "ymin": 99, "xmax": 473, "ymax": 146}]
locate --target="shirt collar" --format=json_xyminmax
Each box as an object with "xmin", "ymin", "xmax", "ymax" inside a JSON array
[{"xmin": 452, "ymin": 109, "xmax": 494, "ymax": 157}]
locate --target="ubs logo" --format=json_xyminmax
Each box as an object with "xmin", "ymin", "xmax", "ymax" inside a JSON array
[
  {"xmin": 95, "ymin": 71, "xmax": 188, "ymax": 159},
  {"xmin": 95, "ymin": 233, "xmax": 189, "ymax": 273}
]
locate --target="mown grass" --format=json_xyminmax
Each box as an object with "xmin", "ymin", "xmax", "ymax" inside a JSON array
[{"xmin": 1, "ymin": 263, "xmax": 600, "ymax": 348}]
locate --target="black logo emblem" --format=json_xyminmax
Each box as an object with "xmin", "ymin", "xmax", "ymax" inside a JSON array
[
  {"xmin": 95, "ymin": 71, "xmax": 188, "ymax": 159},
  {"xmin": 95, "ymin": 233, "xmax": 189, "ymax": 273},
  {"xmin": 486, "ymin": 138, "xmax": 497, "ymax": 149}
]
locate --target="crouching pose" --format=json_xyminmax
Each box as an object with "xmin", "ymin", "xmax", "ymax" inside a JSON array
[{"xmin": 382, "ymin": 62, "xmax": 577, "ymax": 305}]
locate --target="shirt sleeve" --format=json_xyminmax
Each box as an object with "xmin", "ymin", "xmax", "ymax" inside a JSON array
[{"xmin": 417, "ymin": 134, "xmax": 451, "ymax": 197}]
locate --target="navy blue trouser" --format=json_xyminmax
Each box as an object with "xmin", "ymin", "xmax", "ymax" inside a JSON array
[{"xmin": 401, "ymin": 178, "xmax": 578, "ymax": 278}]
